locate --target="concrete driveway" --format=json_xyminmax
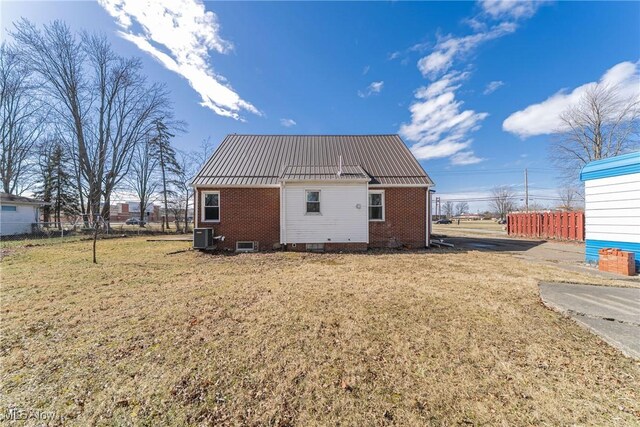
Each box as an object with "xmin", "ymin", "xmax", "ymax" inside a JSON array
[
  {"xmin": 539, "ymin": 283, "xmax": 640, "ymax": 359},
  {"xmin": 440, "ymin": 235, "xmax": 640, "ymax": 282}
]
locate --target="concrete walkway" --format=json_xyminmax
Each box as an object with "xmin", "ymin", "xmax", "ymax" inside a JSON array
[{"xmin": 539, "ymin": 282, "xmax": 640, "ymax": 359}]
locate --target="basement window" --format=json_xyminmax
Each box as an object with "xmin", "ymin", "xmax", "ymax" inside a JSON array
[
  {"xmin": 306, "ymin": 243, "xmax": 325, "ymax": 252},
  {"xmin": 236, "ymin": 241, "xmax": 257, "ymax": 252},
  {"xmin": 202, "ymin": 191, "xmax": 220, "ymax": 222},
  {"xmin": 369, "ymin": 191, "xmax": 384, "ymax": 221},
  {"xmin": 306, "ymin": 190, "xmax": 321, "ymax": 214}
]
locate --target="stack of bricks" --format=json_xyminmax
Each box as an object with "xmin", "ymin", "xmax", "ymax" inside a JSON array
[{"xmin": 598, "ymin": 248, "xmax": 636, "ymax": 276}]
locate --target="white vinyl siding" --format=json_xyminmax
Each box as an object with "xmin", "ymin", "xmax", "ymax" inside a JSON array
[
  {"xmin": 283, "ymin": 182, "xmax": 368, "ymax": 244},
  {"xmin": 584, "ymin": 172, "xmax": 640, "ymax": 244},
  {"xmin": 0, "ymin": 203, "xmax": 39, "ymax": 236}
]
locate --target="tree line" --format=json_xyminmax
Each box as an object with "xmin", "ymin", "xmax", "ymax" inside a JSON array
[{"xmin": 1, "ymin": 20, "xmax": 210, "ymax": 232}]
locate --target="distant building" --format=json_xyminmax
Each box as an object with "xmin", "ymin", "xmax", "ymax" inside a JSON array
[
  {"xmin": 452, "ymin": 213, "xmax": 483, "ymax": 221},
  {"xmin": 110, "ymin": 202, "xmax": 161, "ymax": 222},
  {"xmin": 0, "ymin": 193, "xmax": 47, "ymax": 236}
]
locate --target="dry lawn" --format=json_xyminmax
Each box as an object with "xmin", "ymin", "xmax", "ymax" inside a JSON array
[
  {"xmin": 1, "ymin": 237, "xmax": 639, "ymax": 426},
  {"xmin": 433, "ymin": 221, "xmax": 506, "ymax": 237}
]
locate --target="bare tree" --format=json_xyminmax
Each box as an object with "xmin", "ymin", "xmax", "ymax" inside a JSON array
[
  {"xmin": 11, "ymin": 20, "xmax": 170, "ymax": 227},
  {"xmin": 527, "ymin": 200, "xmax": 547, "ymax": 212},
  {"xmin": 172, "ymin": 142, "xmax": 212, "ymax": 234},
  {"xmin": 552, "ymin": 83, "xmax": 640, "ymax": 182},
  {"xmin": 490, "ymin": 186, "xmax": 517, "ymax": 219},
  {"xmin": 128, "ymin": 137, "xmax": 159, "ymax": 223},
  {"xmin": 443, "ymin": 201, "xmax": 454, "ymax": 218},
  {"xmin": 455, "ymin": 201, "xmax": 469, "ymax": 217},
  {"xmin": 557, "ymin": 185, "xmax": 582, "ymax": 211},
  {"xmin": 0, "ymin": 42, "xmax": 45, "ymax": 194}
]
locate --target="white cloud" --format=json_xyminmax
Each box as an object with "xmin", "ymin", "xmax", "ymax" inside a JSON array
[
  {"xmin": 399, "ymin": 0, "xmax": 545, "ymax": 165},
  {"xmin": 503, "ymin": 60, "xmax": 640, "ymax": 137},
  {"xmin": 98, "ymin": 0, "xmax": 259, "ymax": 120},
  {"xmin": 280, "ymin": 118, "xmax": 296, "ymax": 127},
  {"xmin": 400, "ymin": 71, "xmax": 488, "ymax": 162},
  {"xmin": 417, "ymin": 22, "xmax": 516, "ymax": 78},
  {"xmin": 451, "ymin": 151, "xmax": 485, "ymax": 165},
  {"xmin": 479, "ymin": 0, "xmax": 549, "ymax": 20},
  {"xmin": 483, "ymin": 80, "xmax": 504, "ymax": 95},
  {"xmin": 362, "ymin": 65, "xmax": 370, "ymax": 75},
  {"xmin": 358, "ymin": 81, "xmax": 384, "ymax": 98}
]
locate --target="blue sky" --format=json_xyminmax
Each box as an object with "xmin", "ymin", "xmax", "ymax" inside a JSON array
[{"xmin": 2, "ymin": 1, "xmax": 639, "ymax": 210}]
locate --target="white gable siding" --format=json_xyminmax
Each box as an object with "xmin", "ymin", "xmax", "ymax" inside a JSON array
[
  {"xmin": 0, "ymin": 204, "xmax": 39, "ymax": 236},
  {"xmin": 282, "ymin": 182, "xmax": 368, "ymax": 244},
  {"xmin": 584, "ymin": 172, "xmax": 640, "ymax": 243}
]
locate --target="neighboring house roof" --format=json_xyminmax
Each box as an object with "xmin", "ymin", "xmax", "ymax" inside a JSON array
[
  {"xmin": 193, "ymin": 134, "xmax": 434, "ymax": 186},
  {"xmin": 0, "ymin": 192, "xmax": 47, "ymax": 206},
  {"xmin": 580, "ymin": 151, "xmax": 640, "ymax": 181}
]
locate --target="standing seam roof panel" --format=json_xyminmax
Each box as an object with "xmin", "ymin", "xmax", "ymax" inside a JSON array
[{"xmin": 192, "ymin": 135, "xmax": 433, "ymax": 186}]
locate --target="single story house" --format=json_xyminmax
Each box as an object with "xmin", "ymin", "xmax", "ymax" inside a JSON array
[
  {"xmin": 580, "ymin": 151, "xmax": 640, "ymax": 270},
  {"xmin": 0, "ymin": 192, "xmax": 47, "ymax": 236},
  {"xmin": 192, "ymin": 134, "xmax": 435, "ymax": 251}
]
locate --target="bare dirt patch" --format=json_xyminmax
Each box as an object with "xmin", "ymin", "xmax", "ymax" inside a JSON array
[{"xmin": 1, "ymin": 238, "xmax": 639, "ymax": 425}]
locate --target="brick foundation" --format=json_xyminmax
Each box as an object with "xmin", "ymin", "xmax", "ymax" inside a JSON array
[{"xmin": 285, "ymin": 242, "xmax": 368, "ymax": 252}]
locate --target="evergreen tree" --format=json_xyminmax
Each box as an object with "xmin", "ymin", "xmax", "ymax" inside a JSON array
[
  {"xmin": 33, "ymin": 141, "xmax": 78, "ymax": 229},
  {"xmin": 150, "ymin": 120, "xmax": 181, "ymax": 230}
]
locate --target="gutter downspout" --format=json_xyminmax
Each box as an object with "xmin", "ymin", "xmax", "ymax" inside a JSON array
[
  {"xmin": 280, "ymin": 181, "xmax": 286, "ymax": 246},
  {"xmin": 426, "ymin": 188, "xmax": 433, "ymax": 247}
]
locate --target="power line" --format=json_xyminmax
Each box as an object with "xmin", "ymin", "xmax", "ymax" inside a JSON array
[{"xmin": 429, "ymin": 167, "xmax": 556, "ymax": 176}]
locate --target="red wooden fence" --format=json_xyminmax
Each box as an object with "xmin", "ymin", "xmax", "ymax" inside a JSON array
[{"xmin": 507, "ymin": 212, "xmax": 585, "ymax": 241}]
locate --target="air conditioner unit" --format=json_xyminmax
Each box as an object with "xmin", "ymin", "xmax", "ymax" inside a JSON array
[{"xmin": 193, "ymin": 228, "xmax": 214, "ymax": 249}]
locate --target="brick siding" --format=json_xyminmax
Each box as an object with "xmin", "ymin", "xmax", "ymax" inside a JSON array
[
  {"xmin": 195, "ymin": 188, "xmax": 280, "ymax": 251},
  {"xmin": 369, "ymin": 187, "xmax": 426, "ymax": 249},
  {"xmin": 195, "ymin": 186, "xmax": 427, "ymax": 251}
]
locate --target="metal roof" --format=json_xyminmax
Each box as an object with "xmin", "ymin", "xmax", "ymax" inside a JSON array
[
  {"xmin": 580, "ymin": 151, "xmax": 640, "ymax": 181},
  {"xmin": 280, "ymin": 165, "xmax": 369, "ymax": 181},
  {"xmin": 192, "ymin": 135, "xmax": 434, "ymax": 186}
]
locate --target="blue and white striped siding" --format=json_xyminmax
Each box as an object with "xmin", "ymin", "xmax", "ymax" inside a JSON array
[{"xmin": 583, "ymin": 171, "xmax": 640, "ymax": 269}]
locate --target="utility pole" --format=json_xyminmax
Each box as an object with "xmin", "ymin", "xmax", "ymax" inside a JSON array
[
  {"xmin": 524, "ymin": 168, "xmax": 529, "ymax": 212},
  {"xmin": 435, "ymin": 197, "xmax": 441, "ymax": 219}
]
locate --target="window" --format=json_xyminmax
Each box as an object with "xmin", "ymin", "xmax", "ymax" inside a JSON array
[
  {"xmin": 306, "ymin": 190, "xmax": 320, "ymax": 214},
  {"xmin": 236, "ymin": 241, "xmax": 257, "ymax": 252},
  {"xmin": 369, "ymin": 191, "xmax": 384, "ymax": 221},
  {"xmin": 202, "ymin": 191, "xmax": 220, "ymax": 222},
  {"xmin": 1, "ymin": 205, "xmax": 17, "ymax": 212},
  {"xmin": 306, "ymin": 243, "xmax": 324, "ymax": 252}
]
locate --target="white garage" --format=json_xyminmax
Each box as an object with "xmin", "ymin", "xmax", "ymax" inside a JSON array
[
  {"xmin": 580, "ymin": 151, "xmax": 640, "ymax": 270},
  {"xmin": 0, "ymin": 192, "xmax": 46, "ymax": 236}
]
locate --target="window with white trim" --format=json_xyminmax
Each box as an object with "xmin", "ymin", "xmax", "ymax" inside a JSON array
[
  {"xmin": 202, "ymin": 191, "xmax": 220, "ymax": 222},
  {"xmin": 369, "ymin": 191, "xmax": 384, "ymax": 221},
  {"xmin": 1, "ymin": 205, "xmax": 17, "ymax": 212},
  {"xmin": 306, "ymin": 190, "xmax": 320, "ymax": 214},
  {"xmin": 236, "ymin": 241, "xmax": 257, "ymax": 252}
]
